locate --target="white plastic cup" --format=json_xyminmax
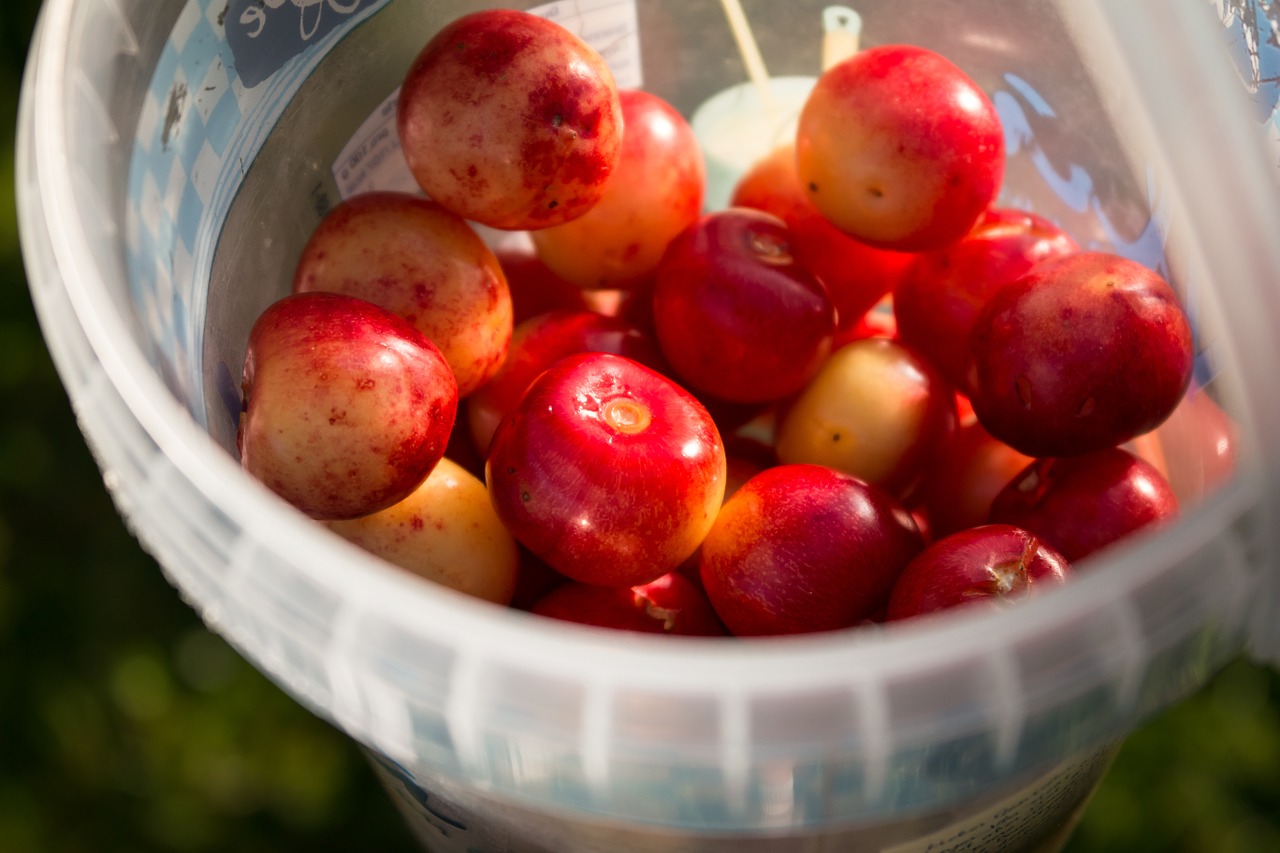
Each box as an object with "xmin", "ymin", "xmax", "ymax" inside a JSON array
[
  {"xmin": 692, "ymin": 75, "xmax": 817, "ymax": 212},
  {"xmin": 17, "ymin": 1, "xmax": 1280, "ymax": 851}
]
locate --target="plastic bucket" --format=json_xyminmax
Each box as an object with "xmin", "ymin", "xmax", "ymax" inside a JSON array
[{"xmin": 16, "ymin": 0, "xmax": 1280, "ymax": 850}]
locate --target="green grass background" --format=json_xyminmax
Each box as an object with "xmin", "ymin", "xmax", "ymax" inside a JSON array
[{"xmin": 1, "ymin": 2, "xmax": 1278, "ymax": 851}]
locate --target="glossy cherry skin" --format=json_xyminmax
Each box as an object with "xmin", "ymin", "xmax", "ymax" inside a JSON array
[
  {"xmin": 988, "ymin": 447, "xmax": 1179, "ymax": 562},
  {"xmin": 486, "ymin": 352, "xmax": 726, "ymax": 588},
  {"xmin": 886, "ymin": 524, "xmax": 1071, "ymax": 621},
  {"xmin": 467, "ymin": 310, "xmax": 669, "ymax": 455},
  {"xmin": 238, "ymin": 292, "xmax": 458, "ymax": 520},
  {"xmin": 967, "ymin": 251, "xmax": 1194, "ymax": 458},
  {"xmin": 796, "ymin": 44, "xmax": 1005, "ymax": 251},
  {"xmin": 397, "ymin": 9, "xmax": 622, "ymax": 230},
  {"xmin": 652, "ymin": 208, "xmax": 836, "ymax": 404},
  {"xmin": 893, "ymin": 207, "xmax": 1078, "ymax": 392},
  {"xmin": 531, "ymin": 572, "xmax": 727, "ymax": 636},
  {"xmin": 699, "ymin": 464, "xmax": 925, "ymax": 636}
]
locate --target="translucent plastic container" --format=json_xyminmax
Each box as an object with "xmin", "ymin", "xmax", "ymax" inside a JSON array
[{"xmin": 16, "ymin": 0, "xmax": 1280, "ymax": 850}]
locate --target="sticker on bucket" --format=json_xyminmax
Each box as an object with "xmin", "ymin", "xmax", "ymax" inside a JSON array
[
  {"xmin": 225, "ymin": 0, "xmax": 385, "ymax": 87},
  {"xmin": 365, "ymin": 745, "xmax": 1117, "ymax": 853},
  {"xmin": 369, "ymin": 753, "xmax": 492, "ymax": 853},
  {"xmin": 879, "ymin": 747, "xmax": 1116, "ymax": 853},
  {"xmin": 331, "ymin": 0, "xmax": 643, "ymax": 201}
]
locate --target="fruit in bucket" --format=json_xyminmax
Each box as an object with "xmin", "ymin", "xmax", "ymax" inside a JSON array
[
  {"xmin": 532, "ymin": 89, "xmax": 706, "ymax": 291},
  {"xmin": 233, "ymin": 16, "xmax": 1216, "ymax": 634},
  {"xmin": 966, "ymin": 251, "xmax": 1195, "ymax": 458},
  {"xmin": 698, "ymin": 463, "xmax": 925, "ymax": 636},
  {"xmin": 531, "ymin": 572, "xmax": 727, "ymax": 636},
  {"xmin": 988, "ymin": 447, "xmax": 1180, "ymax": 562},
  {"xmin": 495, "ymin": 243, "xmax": 592, "ymax": 324},
  {"xmin": 917, "ymin": 421, "xmax": 1035, "ymax": 539},
  {"xmin": 885, "ymin": 524, "xmax": 1072, "ymax": 621},
  {"xmin": 774, "ymin": 337, "xmax": 957, "ymax": 503},
  {"xmin": 795, "ymin": 43, "xmax": 1005, "ymax": 251},
  {"xmin": 466, "ymin": 310, "xmax": 668, "ymax": 455},
  {"xmin": 238, "ymin": 292, "xmax": 458, "ymax": 521},
  {"xmin": 397, "ymin": 8, "xmax": 624, "ymax": 231},
  {"xmin": 326, "ymin": 457, "xmax": 520, "ymax": 605},
  {"xmin": 485, "ymin": 352, "xmax": 726, "ymax": 588},
  {"xmin": 893, "ymin": 207, "xmax": 1079, "ymax": 392},
  {"xmin": 291, "ymin": 191, "xmax": 513, "ymax": 397},
  {"xmin": 651, "ymin": 208, "xmax": 836, "ymax": 404},
  {"xmin": 731, "ymin": 142, "xmax": 917, "ymax": 339}
]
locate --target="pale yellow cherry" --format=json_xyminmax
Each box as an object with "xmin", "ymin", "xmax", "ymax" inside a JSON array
[
  {"xmin": 775, "ymin": 338, "xmax": 955, "ymax": 502},
  {"xmin": 326, "ymin": 457, "xmax": 519, "ymax": 605}
]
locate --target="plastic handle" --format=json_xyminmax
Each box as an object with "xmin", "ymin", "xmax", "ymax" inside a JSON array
[{"xmin": 822, "ymin": 5, "xmax": 862, "ymax": 70}]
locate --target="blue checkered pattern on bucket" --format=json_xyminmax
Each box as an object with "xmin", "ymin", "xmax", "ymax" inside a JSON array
[{"xmin": 125, "ymin": 0, "xmax": 393, "ymax": 427}]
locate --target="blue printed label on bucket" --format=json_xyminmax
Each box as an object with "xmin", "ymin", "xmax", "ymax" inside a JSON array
[
  {"xmin": 125, "ymin": 0, "xmax": 392, "ymax": 421},
  {"xmin": 330, "ymin": 0, "xmax": 643, "ymax": 201},
  {"xmin": 369, "ymin": 753, "xmax": 488, "ymax": 853},
  {"xmin": 226, "ymin": 0, "xmax": 384, "ymax": 88},
  {"xmin": 879, "ymin": 747, "xmax": 1116, "ymax": 853}
]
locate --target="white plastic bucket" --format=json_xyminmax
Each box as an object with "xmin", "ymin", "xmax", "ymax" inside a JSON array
[{"xmin": 17, "ymin": 1, "xmax": 1280, "ymax": 850}]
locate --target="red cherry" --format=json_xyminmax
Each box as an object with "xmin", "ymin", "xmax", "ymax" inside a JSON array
[
  {"xmin": 886, "ymin": 524, "xmax": 1071, "ymax": 621},
  {"xmin": 486, "ymin": 353, "xmax": 726, "ymax": 587}
]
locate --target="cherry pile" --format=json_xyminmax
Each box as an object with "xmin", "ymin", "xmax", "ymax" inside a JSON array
[{"xmin": 237, "ymin": 9, "xmax": 1232, "ymax": 638}]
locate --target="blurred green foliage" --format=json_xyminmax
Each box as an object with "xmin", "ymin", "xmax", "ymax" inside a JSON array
[
  {"xmin": 0, "ymin": 2, "xmax": 1278, "ymax": 852},
  {"xmin": 1065, "ymin": 659, "xmax": 1280, "ymax": 853},
  {"xmin": 0, "ymin": 2, "xmax": 413, "ymax": 851}
]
